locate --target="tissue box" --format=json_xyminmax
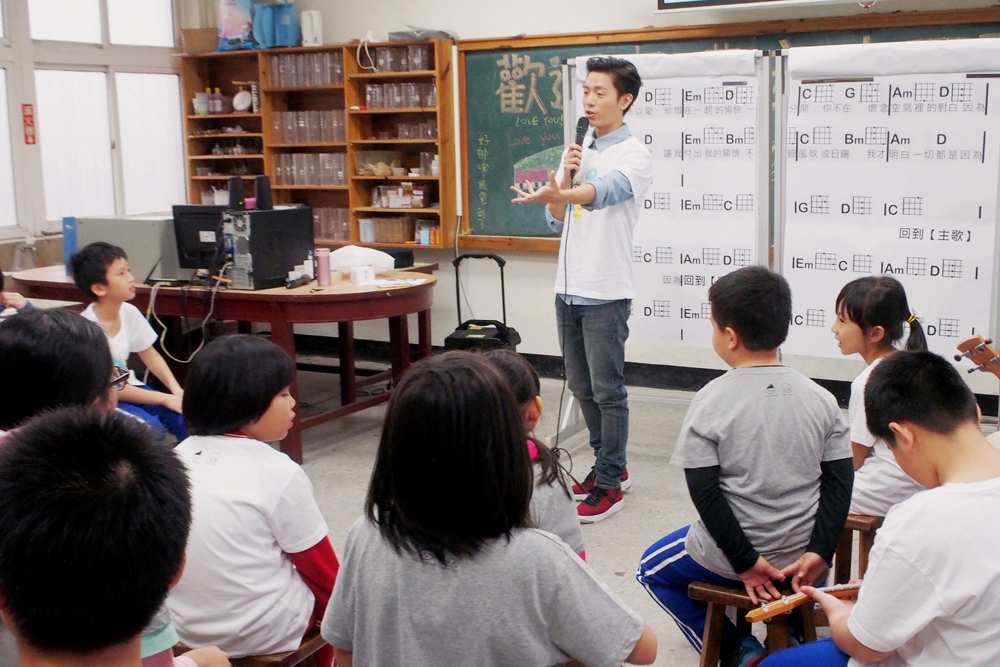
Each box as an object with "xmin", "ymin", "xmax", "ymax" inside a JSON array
[{"xmin": 349, "ymin": 265, "xmax": 376, "ymax": 285}]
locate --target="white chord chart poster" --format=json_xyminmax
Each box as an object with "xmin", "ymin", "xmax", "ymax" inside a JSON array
[
  {"xmin": 779, "ymin": 40, "xmax": 1000, "ymax": 378},
  {"xmin": 569, "ymin": 51, "xmax": 768, "ymax": 353}
]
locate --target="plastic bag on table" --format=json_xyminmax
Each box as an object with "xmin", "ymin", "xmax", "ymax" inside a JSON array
[{"xmin": 328, "ymin": 246, "xmax": 396, "ymax": 275}]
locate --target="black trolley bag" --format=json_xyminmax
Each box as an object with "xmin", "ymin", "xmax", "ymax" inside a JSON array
[{"xmin": 444, "ymin": 253, "xmax": 521, "ymax": 351}]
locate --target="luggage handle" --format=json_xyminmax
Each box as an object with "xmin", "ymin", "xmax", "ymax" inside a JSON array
[
  {"xmin": 452, "ymin": 253, "xmax": 508, "ymax": 326},
  {"xmin": 455, "ymin": 319, "xmax": 511, "ymax": 334}
]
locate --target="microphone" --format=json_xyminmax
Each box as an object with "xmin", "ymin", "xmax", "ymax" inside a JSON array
[{"xmin": 570, "ymin": 116, "xmax": 589, "ymax": 180}]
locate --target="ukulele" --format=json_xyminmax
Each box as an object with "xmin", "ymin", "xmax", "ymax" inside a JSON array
[
  {"xmin": 745, "ymin": 582, "xmax": 861, "ymax": 623},
  {"xmin": 955, "ymin": 335, "xmax": 1000, "ymax": 380}
]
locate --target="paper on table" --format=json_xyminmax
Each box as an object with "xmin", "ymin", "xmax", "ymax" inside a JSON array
[{"xmin": 373, "ymin": 278, "xmax": 428, "ymax": 289}]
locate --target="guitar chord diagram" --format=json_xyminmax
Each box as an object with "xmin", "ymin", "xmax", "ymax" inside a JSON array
[
  {"xmin": 744, "ymin": 127, "xmax": 755, "ymax": 144},
  {"xmin": 860, "ymin": 83, "xmax": 880, "ymax": 103},
  {"xmin": 853, "ymin": 254, "xmax": 873, "ymax": 273},
  {"xmin": 941, "ymin": 259, "xmax": 963, "ymax": 278},
  {"xmin": 786, "ymin": 127, "xmax": 799, "ymax": 145},
  {"xmin": 815, "ymin": 253, "xmax": 838, "ymax": 270},
  {"xmin": 703, "ymin": 194, "xmax": 725, "ymax": 211},
  {"xmin": 656, "ymin": 247, "xmax": 673, "ymax": 264},
  {"xmin": 915, "ymin": 83, "xmax": 936, "ymax": 102},
  {"xmin": 865, "ymin": 126, "xmax": 889, "ymax": 145},
  {"xmin": 812, "ymin": 126, "xmax": 833, "ymax": 145},
  {"xmin": 938, "ymin": 318, "xmax": 961, "ymax": 337},
  {"xmin": 653, "ymin": 193, "xmax": 671, "ymax": 210},
  {"xmin": 632, "ymin": 246, "xmax": 643, "ymax": 263},
  {"xmin": 704, "ymin": 87, "xmax": 726, "ymax": 104},
  {"xmin": 735, "ymin": 86, "xmax": 755, "ymax": 105},
  {"xmin": 810, "ymin": 195, "xmax": 830, "ymax": 214},
  {"xmin": 736, "ymin": 194, "xmax": 754, "ymax": 212},
  {"xmin": 852, "ymin": 196, "xmax": 873, "ymax": 215},
  {"xmin": 951, "ymin": 83, "xmax": 974, "ymax": 102},
  {"xmin": 906, "ymin": 257, "xmax": 928, "ymax": 276},
  {"xmin": 732, "ymin": 249, "xmax": 753, "ymax": 267},
  {"xmin": 654, "ymin": 88, "xmax": 671, "ymax": 106},
  {"xmin": 703, "ymin": 248, "xmax": 721, "ymax": 265},
  {"xmin": 902, "ymin": 197, "xmax": 923, "ymax": 216},
  {"xmin": 653, "ymin": 300, "xmax": 671, "ymax": 318},
  {"xmin": 701, "ymin": 303, "xmax": 713, "ymax": 319},
  {"xmin": 704, "ymin": 127, "xmax": 726, "ymax": 144},
  {"xmin": 806, "ymin": 309, "xmax": 826, "ymax": 327}
]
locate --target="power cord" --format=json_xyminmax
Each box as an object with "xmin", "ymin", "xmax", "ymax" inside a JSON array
[
  {"xmin": 148, "ymin": 262, "xmax": 232, "ymax": 364},
  {"xmin": 357, "ymin": 40, "xmax": 378, "ymax": 72}
]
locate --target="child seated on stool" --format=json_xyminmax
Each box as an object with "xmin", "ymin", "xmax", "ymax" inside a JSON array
[
  {"xmin": 168, "ymin": 335, "xmax": 337, "ymax": 667},
  {"xmin": 322, "ymin": 351, "xmax": 657, "ymax": 667},
  {"xmin": 0, "ymin": 407, "xmax": 228, "ymax": 667},
  {"xmin": 759, "ymin": 351, "xmax": 1000, "ymax": 667},
  {"xmin": 484, "ymin": 348, "xmax": 586, "ymax": 559},
  {"xmin": 636, "ymin": 266, "xmax": 853, "ymax": 667},
  {"xmin": 70, "ymin": 242, "xmax": 188, "ymax": 441}
]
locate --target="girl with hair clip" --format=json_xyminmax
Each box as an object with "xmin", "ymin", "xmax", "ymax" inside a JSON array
[
  {"xmin": 484, "ymin": 348, "xmax": 586, "ymax": 559},
  {"xmin": 322, "ymin": 351, "xmax": 657, "ymax": 667},
  {"xmin": 831, "ymin": 276, "xmax": 928, "ymax": 516}
]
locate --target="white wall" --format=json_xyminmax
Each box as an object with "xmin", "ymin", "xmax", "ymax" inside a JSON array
[{"xmin": 293, "ymin": 0, "xmax": 996, "ymax": 378}]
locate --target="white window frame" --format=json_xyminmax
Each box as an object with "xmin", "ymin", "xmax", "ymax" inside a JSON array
[{"xmin": 0, "ymin": 0, "xmax": 184, "ymax": 242}]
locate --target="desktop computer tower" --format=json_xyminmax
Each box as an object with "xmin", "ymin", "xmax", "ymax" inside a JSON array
[{"xmin": 223, "ymin": 207, "xmax": 314, "ymax": 290}]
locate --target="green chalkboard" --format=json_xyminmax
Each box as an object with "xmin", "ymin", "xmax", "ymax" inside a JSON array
[
  {"xmin": 462, "ymin": 19, "xmax": 1000, "ymax": 240},
  {"xmin": 464, "ymin": 44, "xmax": 634, "ymax": 237}
]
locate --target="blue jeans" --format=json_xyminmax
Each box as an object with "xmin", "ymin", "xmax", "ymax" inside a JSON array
[
  {"xmin": 118, "ymin": 385, "xmax": 189, "ymax": 442},
  {"xmin": 758, "ymin": 639, "xmax": 849, "ymax": 666},
  {"xmin": 637, "ymin": 526, "xmax": 747, "ymax": 656},
  {"xmin": 554, "ymin": 296, "xmax": 629, "ymax": 490}
]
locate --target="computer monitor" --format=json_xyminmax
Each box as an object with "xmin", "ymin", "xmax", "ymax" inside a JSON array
[{"xmin": 173, "ymin": 205, "xmax": 226, "ymax": 270}]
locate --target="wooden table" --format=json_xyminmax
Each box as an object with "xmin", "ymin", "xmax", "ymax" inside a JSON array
[{"xmin": 13, "ymin": 265, "xmax": 437, "ymax": 463}]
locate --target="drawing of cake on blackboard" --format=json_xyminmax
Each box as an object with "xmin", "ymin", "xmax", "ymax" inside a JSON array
[{"xmin": 513, "ymin": 146, "xmax": 564, "ymax": 190}]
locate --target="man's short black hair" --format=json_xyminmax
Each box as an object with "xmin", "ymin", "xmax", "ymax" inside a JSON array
[
  {"xmin": 865, "ymin": 350, "xmax": 979, "ymax": 445},
  {"xmin": 586, "ymin": 56, "xmax": 642, "ymax": 113},
  {"xmin": 708, "ymin": 265, "xmax": 792, "ymax": 351},
  {"xmin": 0, "ymin": 408, "xmax": 191, "ymax": 652},
  {"xmin": 183, "ymin": 334, "xmax": 296, "ymax": 435},
  {"xmin": 69, "ymin": 242, "xmax": 128, "ymax": 299},
  {"xmin": 366, "ymin": 351, "xmax": 532, "ymax": 565},
  {"xmin": 0, "ymin": 309, "xmax": 113, "ymax": 430}
]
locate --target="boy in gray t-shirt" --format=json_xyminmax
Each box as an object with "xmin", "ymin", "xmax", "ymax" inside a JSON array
[{"xmin": 637, "ymin": 266, "xmax": 853, "ymax": 667}]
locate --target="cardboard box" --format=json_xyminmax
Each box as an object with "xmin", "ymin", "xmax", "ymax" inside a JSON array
[{"xmin": 180, "ymin": 28, "xmax": 218, "ymax": 54}]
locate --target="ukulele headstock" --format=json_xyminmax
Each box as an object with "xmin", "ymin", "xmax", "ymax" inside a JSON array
[{"xmin": 955, "ymin": 335, "xmax": 1000, "ymax": 380}]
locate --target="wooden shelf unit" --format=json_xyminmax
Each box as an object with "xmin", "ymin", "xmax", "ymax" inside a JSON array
[{"xmin": 179, "ymin": 39, "xmax": 455, "ymax": 248}]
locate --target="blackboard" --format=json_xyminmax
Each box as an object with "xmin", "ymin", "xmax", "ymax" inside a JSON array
[
  {"xmin": 463, "ymin": 44, "xmax": 634, "ymax": 238},
  {"xmin": 459, "ymin": 12, "xmax": 1000, "ymax": 246}
]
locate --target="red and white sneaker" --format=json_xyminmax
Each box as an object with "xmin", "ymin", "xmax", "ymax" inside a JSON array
[
  {"xmin": 577, "ymin": 486, "xmax": 624, "ymax": 523},
  {"xmin": 572, "ymin": 470, "xmax": 597, "ymax": 501},
  {"xmin": 573, "ymin": 468, "xmax": 631, "ymax": 501}
]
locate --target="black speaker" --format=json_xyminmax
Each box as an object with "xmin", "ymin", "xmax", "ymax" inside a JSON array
[
  {"xmin": 255, "ymin": 174, "xmax": 273, "ymax": 210},
  {"xmin": 228, "ymin": 175, "xmax": 245, "ymax": 210}
]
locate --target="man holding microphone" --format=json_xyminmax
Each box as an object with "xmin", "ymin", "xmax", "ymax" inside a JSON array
[{"xmin": 512, "ymin": 56, "xmax": 652, "ymax": 522}]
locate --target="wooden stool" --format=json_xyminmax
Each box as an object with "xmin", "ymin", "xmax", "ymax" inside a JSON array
[
  {"xmin": 834, "ymin": 514, "xmax": 884, "ymax": 585},
  {"xmin": 688, "ymin": 582, "xmax": 817, "ymax": 667},
  {"xmin": 177, "ymin": 630, "xmax": 327, "ymax": 667}
]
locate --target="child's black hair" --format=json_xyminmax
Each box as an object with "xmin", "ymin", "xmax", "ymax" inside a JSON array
[
  {"xmin": 69, "ymin": 242, "xmax": 128, "ymax": 300},
  {"xmin": 366, "ymin": 351, "xmax": 533, "ymax": 565},
  {"xmin": 836, "ymin": 276, "xmax": 927, "ymax": 352},
  {"xmin": 708, "ymin": 265, "xmax": 792, "ymax": 351},
  {"xmin": 586, "ymin": 56, "xmax": 642, "ymax": 113},
  {"xmin": 483, "ymin": 348, "xmax": 571, "ymax": 498},
  {"xmin": 182, "ymin": 334, "xmax": 296, "ymax": 436},
  {"xmin": 0, "ymin": 407, "xmax": 191, "ymax": 652},
  {"xmin": 0, "ymin": 309, "xmax": 113, "ymax": 430},
  {"xmin": 865, "ymin": 350, "xmax": 979, "ymax": 444}
]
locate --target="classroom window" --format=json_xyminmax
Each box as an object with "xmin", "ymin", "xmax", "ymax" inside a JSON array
[
  {"xmin": 27, "ymin": 0, "xmax": 102, "ymax": 44},
  {"xmin": 116, "ymin": 72, "xmax": 185, "ymax": 214},
  {"xmin": 34, "ymin": 69, "xmax": 115, "ymax": 221},
  {"xmin": 108, "ymin": 0, "xmax": 175, "ymax": 47},
  {"xmin": 0, "ymin": 70, "xmax": 16, "ymax": 228}
]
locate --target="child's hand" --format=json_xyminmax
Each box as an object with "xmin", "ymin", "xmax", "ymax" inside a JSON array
[
  {"xmin": 779, "ymin": 551, "xmax": 829, "ymax": 592},
  {"xmin": 738, "ymin": 555, "xmax": 784, "ymax": 605},
  {"xmin": 183, "ymin": 646, "xmax": 230, "ymax": 667},
  {"xmin": 0, "ymin": 291, "xmax": 27, "ymax": 310},
  {"xmin": 162, "ymin": 393, "xmax": 184, "ymax": 414},
  {"xmin": 804, "ymin": 585, "xmax": 856, "ymax": 624}
]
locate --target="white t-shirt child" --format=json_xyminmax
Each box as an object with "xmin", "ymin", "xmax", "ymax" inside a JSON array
[
  {"xmin": 849, "ymin": 357, "xmax": 927, "ymax": 516},
  {"xmin": 168, "ymin": 435, "xmax": 329, "ymax": 657},
  {"xmin": 81, "ymin": 302, "xmax": 157, "ymax": 386},
  {"xmin": 553, "ymin": 132, "xmax": 653, "ymax": 301},
  {"xmin": 846, "ymin": 475, "xmax": 1000, "ymax": 666}
]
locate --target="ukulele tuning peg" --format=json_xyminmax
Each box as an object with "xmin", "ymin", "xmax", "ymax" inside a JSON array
[
  {"xmin": 955, "ymin": 354, "xmax": 964, "ymax": 362},
  {"xmin": 987, "ymin": 339, "xmax": 994, "ymax": 345}
]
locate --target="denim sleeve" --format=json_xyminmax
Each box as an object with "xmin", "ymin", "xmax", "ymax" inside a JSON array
[
  {"xmin": 582, "ymin": 170, "xmax": 634, "ymax": 211},
  {"xmin": 545, "ymin": 205, "xmax": 565, "ymax": 234}
]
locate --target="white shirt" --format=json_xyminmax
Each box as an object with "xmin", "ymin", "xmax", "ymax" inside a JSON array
[
  {"xmin": 553, "ymin": 134, "xmax": 653, "ymax": 301},
  {"xmin": 168, "ymin": 435, "xmax": 329, "ymax": 657},
  {"xmin": 848, "ymin": 357, "xmax": 926, "ymax": 516},
  {"xmin": 847, "ymin": 475, "xmax": 1000, "ymax": 667},
  {"xmin": 81, "ymin": 302, "xmax": 157, "ymax": 385}
]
